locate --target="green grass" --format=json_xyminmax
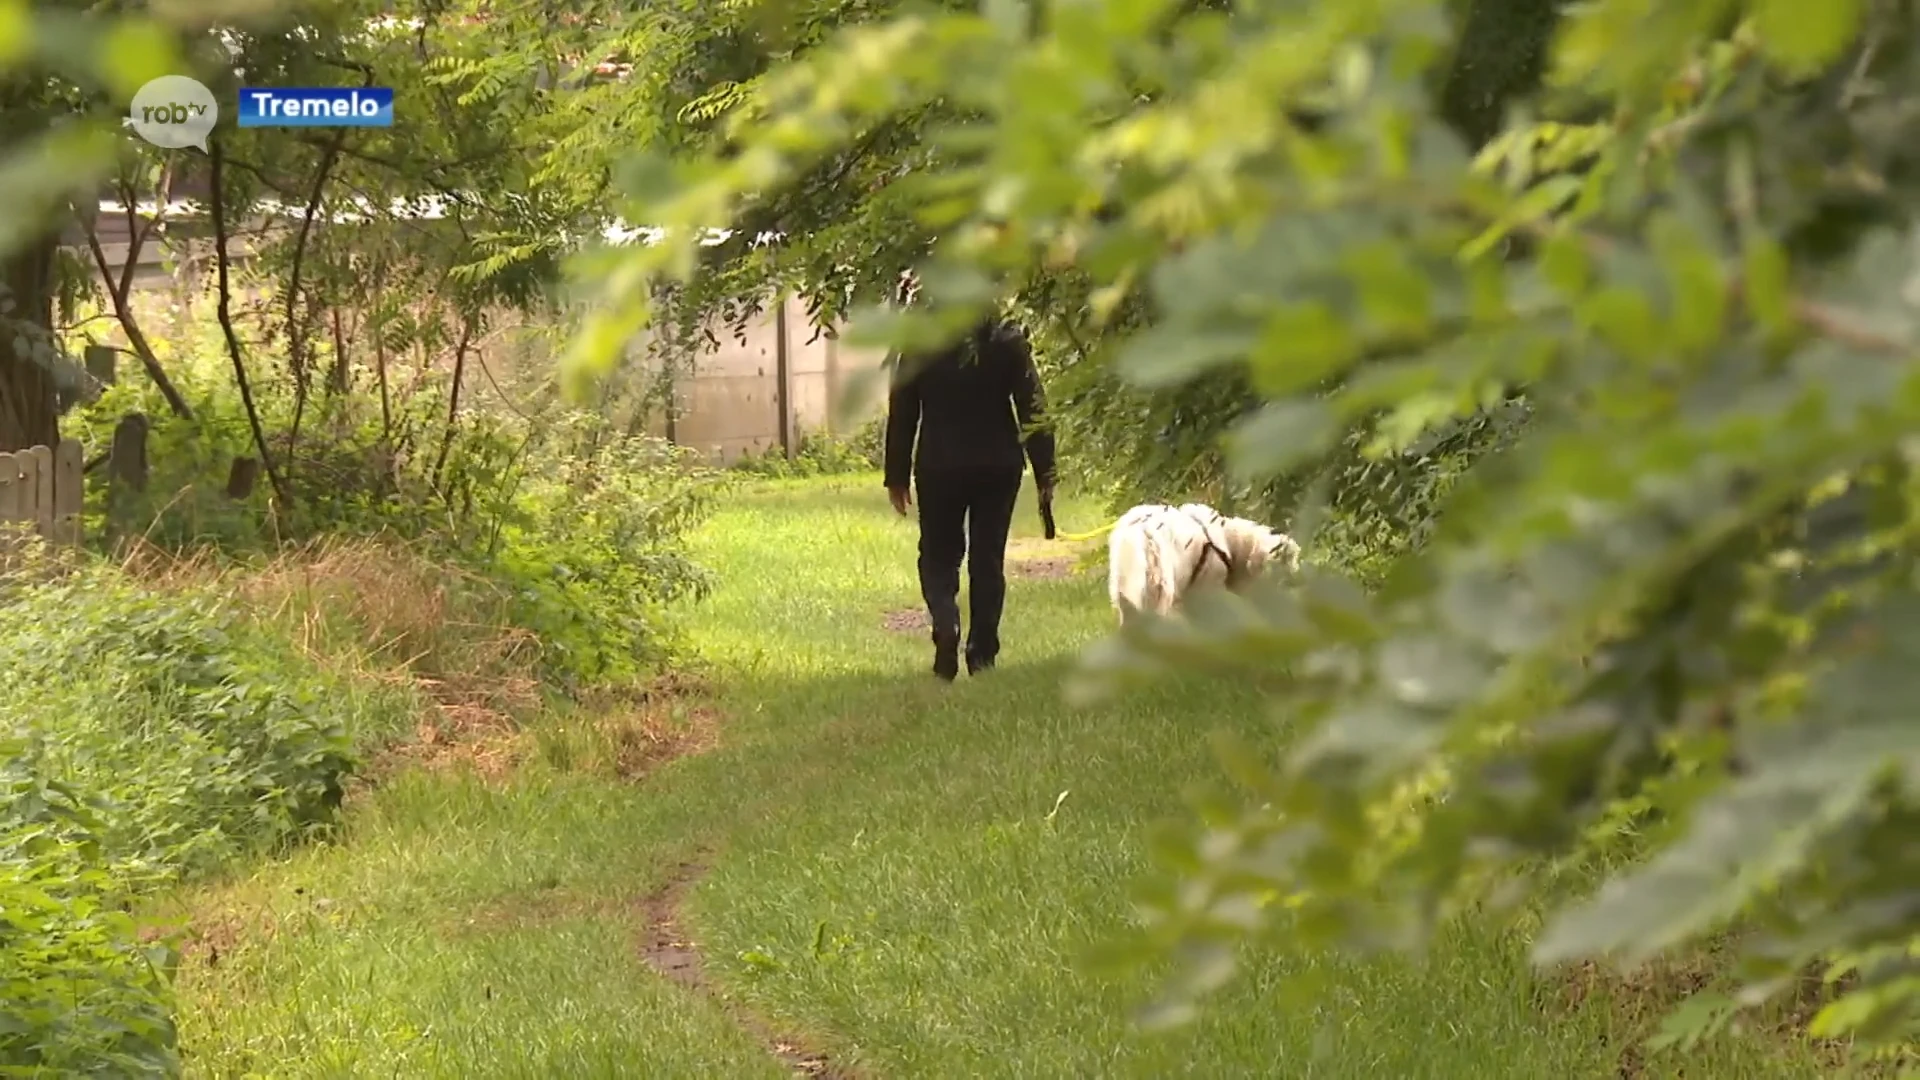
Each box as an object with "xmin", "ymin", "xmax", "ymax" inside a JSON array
[{"xmin": 171, "ymin": 473, "xmax": 1831, "ymax": 1078}]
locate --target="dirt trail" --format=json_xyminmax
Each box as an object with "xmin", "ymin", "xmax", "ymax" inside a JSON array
[{"xmin": 639, "ymin": 858, "xmax": 851, "ymax": 1079}]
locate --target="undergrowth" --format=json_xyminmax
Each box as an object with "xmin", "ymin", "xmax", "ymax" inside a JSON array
[
  {"xmin": 729, "ymin": 421, "xmax": 883, "ymax": 479},
  {"xmin": 65, "ymin": 296, "xmax": 724, "ymax": 693},
  {"xmin": 0, "ymin": 541, "xmax": 423, "ymax": 1073}
]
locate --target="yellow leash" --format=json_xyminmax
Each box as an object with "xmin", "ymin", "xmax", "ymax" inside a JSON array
[{"xmin": 1053, "ymin": 519, "xmax": 1118, "ymax": 543}]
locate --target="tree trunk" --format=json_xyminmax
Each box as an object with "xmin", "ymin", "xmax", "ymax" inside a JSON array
[
  {"xmin": 327, "ymin": 306, "xmax": 352, "ymax": 395},
  {"xmin": 0, "ymin": 232, "xmax": 61, "ymax": 452},
  {"xmin": 1439, "ymin": 0, "xmax": 1567, "ymax": 149}
]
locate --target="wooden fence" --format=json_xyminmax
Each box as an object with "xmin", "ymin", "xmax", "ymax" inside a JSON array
[{"xmin": 0, "ymin": 439, "xmax": 84, "ymax": 548}]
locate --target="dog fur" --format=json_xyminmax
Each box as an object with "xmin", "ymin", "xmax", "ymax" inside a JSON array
[{"xmin": 1107, "ymin": 502, "xmax": 1300, "ymax": 626}]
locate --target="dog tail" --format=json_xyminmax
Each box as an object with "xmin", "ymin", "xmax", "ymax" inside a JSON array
[{"xmin": 1108, "ymin": 520, "xmax": 1158, "ymax": 625}]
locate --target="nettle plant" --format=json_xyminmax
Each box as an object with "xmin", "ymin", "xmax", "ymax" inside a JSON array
[{"xmin": 569, "ymin": 0, "xmax": 1920, "ymax": 1056}]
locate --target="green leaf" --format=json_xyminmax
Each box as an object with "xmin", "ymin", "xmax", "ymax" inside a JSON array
[
  {"xmin": 1537, "ymin": 583, "xmax": 1920, "ymax": 966},
  {"xmin": 1534, "ymin": 762, "xmax": 1876, "ymax": 965},
  {"xmin": 0, "ymin": 0, "xmax": 30, "ymax": 67},
  {"xmin": 0, "ymin": 123, "xmax": 116, "ymax": 262},
  {"xmin": 1540, "ymin": 230, "xmax": 1590, "ymax": 297},
  {"xmin": 833, "ymin": 362, "xmax": 888, "ymax": 430},
  {"xmin": 1098, "ymin": 0, "xmax": 1175, "ymax": 35},
  {"xmin": 1374, "ymin": 633, "xmax": 1493, "ymax": 709},
  {"xmin": 1647, "ymin": 991, "xmax": 1740, "ymax": 1050},
  {"xmin": 1224, "ymin": 400, "xmax": 1339, "ymax": 480},
  {"xmin": 1742, "ymin": 233, "xmax": 1791, "ymax": 336},
  {"xmin": 1291, "ymin": 697, "xmax": 1445, "ymax": 785},
  {"xmin": 1114, "ymin": 323, "xmax": 1259, "ymax": 389},
  {"xmin": 1460, "ymin": 176, "xmax": 1583, "ymax": 263},
  {"xmin": 560, "ymin": 301, "xmax": 649, "ymax": 402},
  {"xmin": 1436, "ymin": 562, "xmax": 1557, "ymax": 657},
  {"xmin": 982, "ymin": 0, "xmax": 1031, "ymax": 41},
  {"xmin": 1751, "ymin": 0, "xmax": 1864, "ymax": 76},
  {"xmin": 95, "ymin": 18, "xmax": 175, "ymax": 99},
  {"xmin": 1648, "ymin": 212, "xmax": 1727, "ymax": 355},
  {"xmin": 1247, "ymin": 302, "xmax": 1357, "ymax": 395},
  {"xmin": 1347, "ymin": 241, "xmax": 1435, "ymax": 337},
  {"xmin": 613, "ymin": 151, "xmax": 683, "ymax": 208},
  {"xmin": 1578, "ymin": 285, "xmax": 1662, "ymax": 361},
  {"xmin": 1465, "ymin": 257, "xmax": 1508, "ymax": 324}
]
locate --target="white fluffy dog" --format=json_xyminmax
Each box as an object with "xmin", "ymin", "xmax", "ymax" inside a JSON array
[{"xmin": 1107, "ymin": 502, "xmax": 1301, "ymax": 626}]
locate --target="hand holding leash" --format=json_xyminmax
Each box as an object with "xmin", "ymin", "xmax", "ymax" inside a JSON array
[{"xmin": 1036, "ymin": 483, "xmax": 1120, "ymax": 543}]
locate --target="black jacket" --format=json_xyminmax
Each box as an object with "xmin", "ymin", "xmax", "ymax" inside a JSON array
[{"xmin": 882, "ymin": 320, "xmax": 1057, "ymax": 489}]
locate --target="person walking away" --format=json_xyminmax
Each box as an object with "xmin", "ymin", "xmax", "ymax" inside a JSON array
[{"xmin": 883, "ymin": 317, "xmax": 1057, "ymax": 680}]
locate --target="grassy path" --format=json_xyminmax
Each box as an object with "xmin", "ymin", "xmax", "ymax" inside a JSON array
[{"xmin": 172, "ymin": 476, "xmax": 1823, "ymax": 1078}]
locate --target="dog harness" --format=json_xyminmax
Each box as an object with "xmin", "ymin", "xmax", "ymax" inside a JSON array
[{"xmin": 1177, "ymin": 506, "xmax": 1232, "ymax": 589}]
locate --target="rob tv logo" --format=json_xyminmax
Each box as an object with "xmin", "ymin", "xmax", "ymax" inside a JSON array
[
  {"xmin": 127, "ymin": 75, "xmax": 219, "ymax": 151},
  {"xmin": 142, "ymin": 101, "xmax": 208, "ymax": 125}
]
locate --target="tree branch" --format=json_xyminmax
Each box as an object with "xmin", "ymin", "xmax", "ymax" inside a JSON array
[
  {"xmin": 288, "ymin": 134, "xmax": 515, "ymax": 204},
  {"xmin": 114, "ymin": 163, "xmax": 167, "ymax": 304},
  {"xmin": 80, "ymin": 215, "xmax": 195, "ymax": 420},
  {"xmin": 209, "ymin": 132, "xmax": 291, "ymax": 508},
  {"xmin": 283, "ymin": 108, "xmax": 356, "ymax": 483},
  {"xmin": 430, "ymin": 311, "xmax": 475, "ymax": 496}
]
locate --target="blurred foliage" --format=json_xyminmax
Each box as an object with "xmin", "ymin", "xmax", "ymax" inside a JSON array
[
  {"xmin": 0, "ymin": 0, "xmax": 187, "ymax": 261},
  {"xmin": 567, "ymin": 0, "xmax": 1920, "ymax": 1061}
]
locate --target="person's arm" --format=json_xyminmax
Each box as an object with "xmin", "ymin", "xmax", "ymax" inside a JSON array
[
  {"xmin": 882, "ymin": 353, "xmax": 921, "ymax": 495},
  {"xmin": 1006, "ymin": 327, "xmax": 1057, "ymax": 488}
]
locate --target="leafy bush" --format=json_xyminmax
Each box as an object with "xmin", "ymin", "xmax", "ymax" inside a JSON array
[
  {"xmin": 1, "ymin": 751, "xmax": 178, "ymax": 1077},
  {"xmin": 731, "ymin": 420, "xmax": 885, "ymax": 478},
  {"xmin": 842, "ymin": 415, "xmax": 885, "ymax": 468},
  {"xmin": 0, "ymin": 553, "xmax": 417, "ymax": 1073},
  {"xmin": 0, "ymin": 565, "xmax": 411, "ymax": 876},
  {"xmin": 458, "ymin": 412, "xmax": 722, "ymax": 691},
  {"xmin": 64, "ymin": 303, "xmax": 723, "ymax": 693}
]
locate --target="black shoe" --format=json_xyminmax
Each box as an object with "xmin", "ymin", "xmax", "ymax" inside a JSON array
[{"xmin": 932, "ymin": 630, "xmax": 961, "ymax": 682}]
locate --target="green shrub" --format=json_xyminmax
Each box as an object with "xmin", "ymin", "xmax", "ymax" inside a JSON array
[
  {"xmin": 0, "ymin": 565, "xmax": 412, "ymax": 877},
  {"xmin": 570, "ymin": 0, "xmax": 1920, "ymax": 1057},
  {"xmin": 0, "ymin": 555, "xmax": 416, "ymax": 1074},
  {"xmin": 731, "ymin": 420, "xmax": 884, "ymax": 479},
  {"xmin": 63, "ymin": 309, "xmax": 723, "ymax": 694},
  {"xmin": 840, "ymin": 416, "xmax": 885, "ymax": 469},
  {"xmin": 0, "ymin": 749, "xmax": 178, "ymax": 1077},
  {"xmin": 454, "ymin": 414, "xmax": 723, "ymax": 691}
]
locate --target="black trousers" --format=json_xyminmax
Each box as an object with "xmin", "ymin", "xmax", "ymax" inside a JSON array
[{"xmin": 915, "ymin": 468, "xmax": 1023, "ymax": 664}]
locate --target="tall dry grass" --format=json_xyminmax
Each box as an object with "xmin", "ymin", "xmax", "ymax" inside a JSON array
[{"xmin": 114, "ymin": 535, "xmax": 547, "ymax": 776}]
